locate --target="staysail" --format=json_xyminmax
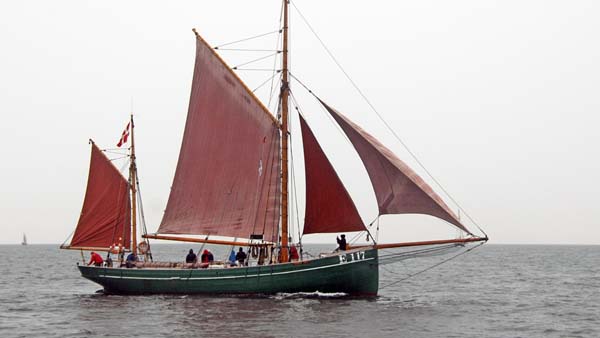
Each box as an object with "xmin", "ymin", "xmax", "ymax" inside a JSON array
[
  {"xmin": 299, "ymin": 115, "xmax": 365, "ymax": 234},
  {"xmin": 157, "ymin": 31, "xmax": 281, "ymax": 242},
  {"xmin": 70, "ymin": 142, "xmax": 131, "ymax": 249},
  {"xmin": 320, "ymin": 100, "xmax": 472, "ymax": 235}
]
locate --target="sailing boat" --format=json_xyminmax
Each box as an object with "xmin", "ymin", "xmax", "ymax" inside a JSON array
[
  {"xmin": 61, "ymin": 1, "xmax": 487, "ymax": 295},
  {"xmin": 21, "ymin": 234, "xmax": 27, "ymax": 246}
]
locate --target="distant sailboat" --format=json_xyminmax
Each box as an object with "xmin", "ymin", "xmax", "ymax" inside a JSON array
[
  {"xmin": 61, "ymin": 0, "xmax": 488, "ymax": 295},
  {"xmin": 21, "ymin": 234, "xmax": 27, "ymax": 246}
]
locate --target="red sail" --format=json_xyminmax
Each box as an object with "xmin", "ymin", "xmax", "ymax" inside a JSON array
[
  {"xmin": 70, "ymin": 142, "xmax": 131, "ymax": 249},
  {"xmin": 157, "ymin": 32, "xmax": 281, "ymax": 242},
  {"xmin": 299, "ymin": 115, "xmax": 365, "ymax": 234},
  {"xmin": 321, "ymin": 101, "xmax": 472, "ymax": 235}
]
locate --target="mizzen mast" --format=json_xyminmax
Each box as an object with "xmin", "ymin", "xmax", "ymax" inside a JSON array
[
  {"xmin": 280, "ymin": 0, "xmax": 290, "ymax": 263},
  {"xmin": 129, "ymin": 114, "xmax": 138, "ymax": 255}
]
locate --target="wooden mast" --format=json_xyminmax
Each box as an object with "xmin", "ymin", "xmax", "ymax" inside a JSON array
[
  {"xmin": 129, "ymin": 114, "xmax": 138, "ymax": 255},
  {"xmin": 280, "ymin": 0, "xmax": 290, "ymax": 262}
]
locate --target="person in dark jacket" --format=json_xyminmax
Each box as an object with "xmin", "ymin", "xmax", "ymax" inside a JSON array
[
  {"xmin": 336, "ymin": 234, "xmax": 347, "ymax": 251},
  {"xmin": 235, "ymin": 247, "xmax": 247, "ymax": 266},
  {"xmin": 186, "ymin": 249, "xmax": 197, "ymax": 263},
  {"xmin": 126, "ymin": 252, "xmax": 137, "ymax": 262}
]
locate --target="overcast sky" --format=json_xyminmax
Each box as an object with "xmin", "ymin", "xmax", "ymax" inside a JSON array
[{"xmin": 0, "ymin": 0, "xmax": 598, "ymax": 245}]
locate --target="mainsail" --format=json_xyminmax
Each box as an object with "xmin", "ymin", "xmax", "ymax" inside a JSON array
[
  {"xmin": 70, "ymin": 142, "xmax": 131, "ymax": 249},
  {"xmin": 320, "ymin": 100, "xmax": 472, "ymax": 235},
  {"xmin": 299, "ymin": 115, "xmax": 365, "ymax": 234},
  {"xmin": 157, "ymin": 31, "xmax": 281, "ymax": 242}
]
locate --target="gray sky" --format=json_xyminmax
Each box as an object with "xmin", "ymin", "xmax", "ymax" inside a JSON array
[{"xmin": 0, "ymin": 0, "xmax": 598, "ymax": 245}]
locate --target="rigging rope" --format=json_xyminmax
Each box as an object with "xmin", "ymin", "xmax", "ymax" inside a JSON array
[
  {"xmin": 60, "ymin": 229, "xmax": 75, "ymax": 247},
  {"xmin": 378, "ymin": 243, "xmax": 462, "ymax": 264},
  {"xmin": 289, "ymin": 87, "xmax": 350, "ymax": 147},
  {"xmin": 288, "ymin": 100, "xmax": 303, "ymax": 249},
  {"xmin": 268, "ymin": 2, "xmax": 284, "ymax": 112},
  {"xmin": 268, "ymin": 73, "xmax": 283, "ymax": 113},
  {"xmin": 376, "ymin": 217, "xmax": 380, "ymax": 243},
  {"xmin": 214, "ymin": 29, "xmax": 281, "ymax": 49},
  {"xmin": 108, "ymin": 155, "xmax": 130, "ymax": 163},
  {"xmin": 117, "ymin": 157, "xmax": 130, "ymax": 176},
  {"xmin": 285, "ymin": 92, "xmax": 297, "ymax": 246},
  {"xmin": 289, "ymin": 74, "xmax": 353, "ymax": 146},
  {"xmin": 379, "ymin": 241, "xmax": 485, "ymax": 289},
  {"xmin": 233, "ymin": 68, "xmax": 281, "ymax": 72},
  {"xmin": 232, "ymin": 52, "xmax": 281, "ymax": 70},
  {"xmin": 102, "ymin": 149, "xmax": 129, "ymax": 156},
  {"xmin": 252, "ymin": 72, "xmax": 282, "ymax": 93},
  {"xmin": 251, "ymin": 125, "xmax": 278, "ymax": 242},
  {"xmin": 217, "ymin": 48, "xmax": 281, "ymax": 52},
  {"xmin": 108, "ymin": 175, "xmax": 126, "ymax": 258},
  {"xmin": 135, "ymin": 170, "xmax": 152, "ymax": 261},
  {"xmin": 289, "ymin": 0, "xmax": 487, "ymax": 238},
  {"xmin": 347, "ymin": 231, "xmax": 366, "ymax": 248}
]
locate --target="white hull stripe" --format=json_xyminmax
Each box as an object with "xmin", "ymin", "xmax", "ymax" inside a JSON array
[{"xmin": 93, "ymin": 258, "xmax": 376, "ymax": 281}]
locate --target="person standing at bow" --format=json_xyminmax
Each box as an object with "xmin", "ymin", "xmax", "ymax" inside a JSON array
[{"xmin": 336, "ymin": 234, "xmax": 347, "ymax": 251}]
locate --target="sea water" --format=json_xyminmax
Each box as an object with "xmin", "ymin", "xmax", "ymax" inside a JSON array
[{"xmin": 0, "ymin": 244, "xmax": 598, "ymax": 338}]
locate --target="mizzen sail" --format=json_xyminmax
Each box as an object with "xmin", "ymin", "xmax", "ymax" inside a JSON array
[
  {"xmin": 70, "ymin": 142, "xmax": 131, "ymax": 249},
  {"xmin": 299, "ymin": 115, "xmax": 365, "ymax": 234},
  {"xmin": 320, "ymin": 100, "xmax": 472, "ymax": 235},
  {"xmin": 157, "ymin": 31, "xmax": 281, "ymax": 242}
]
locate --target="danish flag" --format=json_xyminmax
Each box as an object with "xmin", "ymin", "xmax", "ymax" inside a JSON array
[{"xmin": 116, "ymin": 122, "xmax": 130, "ymax": 147}]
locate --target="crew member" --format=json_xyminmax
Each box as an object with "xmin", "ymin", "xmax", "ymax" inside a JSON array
[
  {"xmin": 186, "ymin": 249, "xmax": 197, "ymax": 263},
  {"xmin": 125, "ymin": 252, "xmax": 137, "ymax": 268},
  {"xmin": 290, "ymin": 245, "xmax": 300, "ymax": 261},
  {"xmin": 235, "ymin": 247, "xmax": 247, "ymax": 266},
  {"xmin": 336, "ymin": 234, "xmax": 347, "ymax": 251},
  {"xmin": 228, "ymin": 249, "xmax": 237, "ymax": 266},
  {"xmin": 201, "ymin": 249, "xmax": 214, "ymax": 263},
  {"xmin": 87, "ymin": 252, "xmax": 104, "ymax": 266}
]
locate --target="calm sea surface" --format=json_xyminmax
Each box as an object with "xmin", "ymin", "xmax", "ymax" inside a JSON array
[{"xmin": 0, "ymin": 244, "xmax": 598, "ymax": 338}]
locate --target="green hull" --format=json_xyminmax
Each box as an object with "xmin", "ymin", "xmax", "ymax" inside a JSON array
[{"xmin": 78, "ymin": 249, "xmax": 378, "ymax": 296}]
